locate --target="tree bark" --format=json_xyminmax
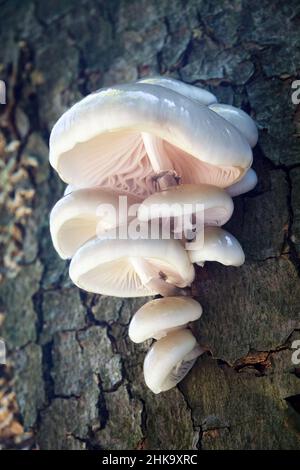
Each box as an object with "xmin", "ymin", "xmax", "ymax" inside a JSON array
[{"xmin": 0, "ymin": 0, "xmax": 300, "ymax": 450}]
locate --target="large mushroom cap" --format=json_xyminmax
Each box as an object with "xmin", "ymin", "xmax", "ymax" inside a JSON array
[
  {"xmin": 129, "ymin": 296, "xmax": 202, "ymax": 343},
  {"xmin": 138, "ymin": 76, "xmax": 217, "ymax": 105},
  {"xmin": 187, "ymin": 226, "xmax": 245, "ymax": 267},
  {"xmin": 138, "ymin": 183, "xmax": 234, "ymax": 227},
  {"xmin": 139, "ymin": 78, "xmax": 258, "ymax": 148},
  {"xmin": 69, "ymin": 237, "xmax": 195, "ymax": 297},
  {"xmin": 50, "ymin": 188, "xmax": 140, "ymax": 259},
  {"xmin": 49, "ymin": 83, "xmax": 252, "ymax": 198},
  {"xmin": 143, "ymin": 329, "xmax": 203, "ymax": 394}
]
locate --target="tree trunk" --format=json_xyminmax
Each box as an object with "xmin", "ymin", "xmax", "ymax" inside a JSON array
[{"xmin": 0, "ymin": 0, "xmax": 300, "ymax": 450}]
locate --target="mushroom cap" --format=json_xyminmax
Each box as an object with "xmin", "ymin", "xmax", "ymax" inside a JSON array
[
  {"xmin": 138, "ymin": 183, "xmax": 234, "ymax": 226},
  {"xmin": 69, "ymin": 237, "xmax": 195, "ymax": 297},
  {"xmin": 227, "ymin": 168, "xmax": 258, "ymax": 197},
  {"xmin": 49, "ymin": 83, "xmax": 252, "ymax": 197},
  {"xmin": 50, "ymin": 188, "xmax": 140, "ymax": 259},
  {"xmin": 209, "ymin": 103, "xmax": 258, "ymax": 148},
  {"xmin": 129, "ymin": 296, "xmax": 202, "ymax": 343},
  {"xmin": 138, "ymin": 76, "xmax": 217, "ymax": 105},
  {"xmin": 143, "ymin": 329, "xmax": 203, "ymax": 394},
  {"xmin": 187, "ymin": 226, "xmax": 245, "ymax": 267}
]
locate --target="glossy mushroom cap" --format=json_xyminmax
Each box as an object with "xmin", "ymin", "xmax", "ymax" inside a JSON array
[
  {"xmin": 227, "ymin": 168, "xmax": 258, "ymax": 197},
  {"xmin": 187, "ymin": 226, "xmax": 245, "ymax": 267},
  {"xmin": 138, "ymin": 76, "xmax": 217, "ymax": 105},
  {"xmin": 209, "ymin": 103, "xmax": 258, "ymax": 148},
  {"xmin": 50, "ymin": 188, "xmax": 140, "ymax": 259},
  {"xmin": 143, "ymin": 329, "xmax": 204, "ymax": 394},
  {"xmin": 69, "ymin": 237, "xmax": 195, "ymax": 297},
  {"xmin": 138, "ymin": 183, "xmax": 234, "ymax": 227},
  {"xmin": 49, "ymin": 83, "xmax": 252, "ymax": 198},
  {"xmin": 140, "ymin": 78, "xmax": 258, "ymax": 148},
  {"xmin": 129, "ymin": 296, "xmax": 202, "ymax": 343}
]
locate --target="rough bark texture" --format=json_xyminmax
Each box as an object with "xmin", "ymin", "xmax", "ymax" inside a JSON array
[{"xmin": 0, "ymin": 0, "xmax": 300, "ymax": 450}]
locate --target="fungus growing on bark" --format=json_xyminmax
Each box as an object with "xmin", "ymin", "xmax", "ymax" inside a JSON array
[
  {"xmin": 49, "ymin": 77, "xmax": 258, "ymax": 394},
  {"xmin": 187, "ymin": 226, "xmax": 245, "ymax": 267},
  {"xmin": 129, "ymin": 296, "xmax": 202, "ymax": 343},
  {"xmin": 143, "ymin": 329, "xmax": 205, "ymax": 394}
]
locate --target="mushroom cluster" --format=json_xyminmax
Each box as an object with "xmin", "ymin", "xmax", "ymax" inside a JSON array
[{"xmin": 49, "ymin": 77, "xmax": 258, "ymax": 394}]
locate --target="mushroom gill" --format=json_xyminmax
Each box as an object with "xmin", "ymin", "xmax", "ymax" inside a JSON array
[{"xmin": 49, "ymin": 77, "xmax": 258, "ymax": 394}]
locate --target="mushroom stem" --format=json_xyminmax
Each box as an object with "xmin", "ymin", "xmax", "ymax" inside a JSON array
[
  {"xmin": 129, "ymin": 257, "xmax": 191, "ymax": 297},
  {"xmin": 142, "ymin": 132, "xmax": 180, "ymax": 190},
  {"xmin": 142, "ymin": 132, "xmax": 172, "ymax": 173}
]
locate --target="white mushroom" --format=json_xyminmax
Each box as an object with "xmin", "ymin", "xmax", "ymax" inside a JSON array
[
  {"xmin": 69, "ymin": 237, "xmax": 195, "ymax": 297},
  {"xmin": 48, "ymin": 76, "xmax": 258, "ymax": 395},
  {"xmin": 138, "ymin": 183, "xmax": 234, "ymax": 227},
  {"xmin": 140, "ymin": 77, "xmax": 258, "ymax": 148},
  {"xmin": 143, "ymin": 329, "xmax": 204, "ymax": 394},
  {"xmin": 49, "ymin": 83, "xmax": 252, "ymax": 197},
  {"xmin": 209, "ymin": 103, "xmax": 258, "ymax": 148},
  {"xmin": 50, "ymin": 188, "xmax": 141, "ymax": 259},
  {"xmin": 138, "ymin": 76, "xmax": 217, "ymax": 105},
  {"xmin": 129, "ymin": 296, "xmax": 202, "ymax": 343},
  {"xmin": 226, "ymin": 168, "xmax": 258, "ymax": 197},
  {"xmin": 187, "ymin": 226, "xmax": 245, "ymax": 267}
]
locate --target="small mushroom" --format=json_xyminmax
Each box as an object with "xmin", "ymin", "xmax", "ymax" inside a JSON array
[
  {"xmin": 227, "ymin": 168, "xmax": 258, "ymax": 197},
  {"xmin": 187, "ymin": 226, "xmax": 245, "ymax": 267},
  {"xmin": 129, "ymin": 296, "xmax": 202, "ymax": 343},
  {"xmin": 50, "ymin": 188, "xmax": 140, "ymax": 259},
  {"xmin": 143, "ymin": 329, "xmax": 204, "ymax": 394},
  {"xmin": 209, "ymin": 103, "xmax": 258, "ymax": 148},
  {"xmin": 138, "ymin": 183, "xmax": 234, "ymax": 227},
  {"xmin": 49, "ymin": 82, "xmax": 252, "ymax": 197},
  {"xmin": 69, "ymin": 237, "xmax": 195, "ymax": 297}
]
